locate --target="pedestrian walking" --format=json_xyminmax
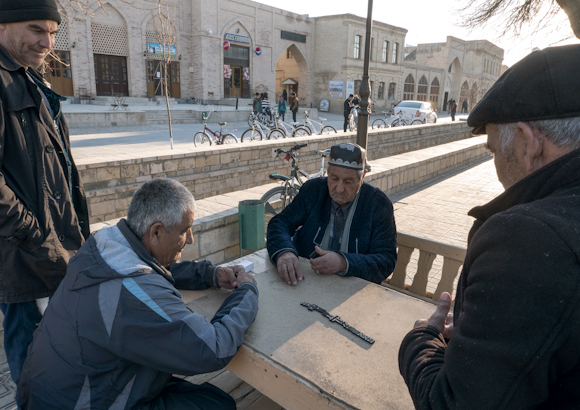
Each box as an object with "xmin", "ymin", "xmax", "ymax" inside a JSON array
[
  {"xmin": 0, "ymin": 0, "xmax": 89, "ymax": 395},
  {"xmin": 462, "ymin": 99, "xmax": 468, "ymax": 113},
  {"xmin": 261, "ymin": 92, "xmax": 272, "ymax": 121},
  {"xmin": 278, "ymin": 94, "xmax": 287, "ymax": 122},
  {"xmin": 252, "ymin": 92, "xmax": 260, "ymax": 114},
  {"xmin": 343, "ymin": 94, "xmax": 354, "ymax": 132},
  {"xmin": 450, "ymin": 99, "xmax": 457, "ymax": 121},
  {"xmin": 282, "ymin": 88, "xmax": 288, "ymax": 102},
  {"xmin": 289, "ymin": 92, "xmax": 299, "ymax": 122},
  {"xmin": 255, "ymin": 93, "xmax": 262, "ymax": 117}
]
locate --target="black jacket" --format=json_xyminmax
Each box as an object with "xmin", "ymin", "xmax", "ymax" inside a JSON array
[
  {"xmin": 0, "ymin": 45, "xmax": 89, "ymax": 303},
  {"xmin": 399, "ymin": 148, "xmax": 580, "ymax": 409},
  {"xmin": 344, "ymin": 99, "xmax": 352, "ymax": 116}
]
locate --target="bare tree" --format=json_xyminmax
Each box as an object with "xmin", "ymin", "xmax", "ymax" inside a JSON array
[
  {"xmin": 152, "ymin": 0, "xmax": 177, "ymax": 149},
  {"xmin": 459, "ymin": 0, "xmax": 580, "ymax": 40}
]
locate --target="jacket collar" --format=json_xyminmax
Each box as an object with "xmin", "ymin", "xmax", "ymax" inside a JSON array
[
  {"xmin": 0, "ymin": 43, "xmax": 24, "ymax": 72},
  {"xmin": 469, "ymin": 147, "xmax": 580, "ymax": 224}
]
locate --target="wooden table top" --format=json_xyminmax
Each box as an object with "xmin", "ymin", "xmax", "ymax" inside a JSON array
[{"xmin": 181, "ymin": 250, "xmax": 436, "ymax": 410}]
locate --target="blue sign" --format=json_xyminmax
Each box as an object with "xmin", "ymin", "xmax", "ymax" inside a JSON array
[{"xmin": 224, "ymin": 33, "xmax": 251, "ymax": 45}]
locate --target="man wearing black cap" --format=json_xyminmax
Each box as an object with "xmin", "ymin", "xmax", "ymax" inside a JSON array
[
  {"xmin": 0, "ymin": 0, "xmax": 89, "ymax": 391},
  {"xmin": 399, "ymin": 44, "xmax": 580, "ymax": 408},
  {"xmin": 266, "ymin": 143, "xmax": 397, "ymax": 285}
]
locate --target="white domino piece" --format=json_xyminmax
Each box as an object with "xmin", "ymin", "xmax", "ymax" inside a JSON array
[{"xmin": 238, "ymin": 259, "xmax": 254, "ymax": 273}]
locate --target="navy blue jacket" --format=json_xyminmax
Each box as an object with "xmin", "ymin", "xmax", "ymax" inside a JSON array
[
  {"xmin": 18, "ymin": 222, "xmax": 258, "ymax": 409},
  {"xmin": 266, "ymin": 178, "xmax": 397, "ymax": 283}
]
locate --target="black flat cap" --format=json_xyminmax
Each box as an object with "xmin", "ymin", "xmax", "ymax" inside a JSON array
[
  {"xmin": 0, "ymin": 0, "xmax": 62, "ymax": 24},
  {"xmin": 468, "ymin": 44, "xmax": 580, "ymax": 135},
  {"xmin": 328, "ymin": 143, "xmax": 366, "ymax": 170}
]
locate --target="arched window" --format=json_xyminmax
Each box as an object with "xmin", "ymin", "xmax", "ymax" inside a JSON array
[
  {"xmin": 417, "ymin": 76, "xmax": 428, "ymax": 101},
  {"xmin": 403, "ymin": 74, "xmax": 415, "ymax": 100},
  {"xmin": 448, "ymin": 63, "xmax": 452, "ymax": 73},
  {"xmin": 429, "ymin": 77, "xmax": 439, "ymax": 106}
]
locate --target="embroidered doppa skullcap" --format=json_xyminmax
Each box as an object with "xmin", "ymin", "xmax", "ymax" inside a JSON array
[{"xmin": 328, "ymin": 143, "xmax": 366, "ymax": 170}]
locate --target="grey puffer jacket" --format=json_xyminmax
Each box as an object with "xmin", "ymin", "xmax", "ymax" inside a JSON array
[{"xmin": 0, "ymin": 44, "xmax": 89, "ymax": 303}]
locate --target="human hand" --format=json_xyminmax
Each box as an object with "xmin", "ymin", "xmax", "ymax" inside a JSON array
[
  {"xmin": 310, "ymin": 246, "xmax": 347, "ymax": 275},
  {"xmin": 216, "ymin": 265, "xmax": 257, "ymax": 289},
  {"xmin": 276, "ymin": 251, "xmax": 304, "ymax": 285},
  {"xmin": 413, "ymin": 292, "xmax": 454, "ymax": 339}
]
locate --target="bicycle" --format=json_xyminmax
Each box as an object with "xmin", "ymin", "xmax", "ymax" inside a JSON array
[
  {"xmin": 260, "ymin": 143, "xmax": 330, "ymax": 219},
  {"xmin": 241, "ymin": 117, "xmax": 285, "ymax": 142},
  {"xmin": 372, "ymin": 111, "xmax": 393, "ymax": 129},
  {"xmin": 272, "ymin": 109, "xmax": 311, "ymax": 138},
  {"xmin": 390, "ymin": 111, "xmax": 423, "ymax": 127},
  {"xmin": 193, "ymin": 112, "xmax": 239, "ymax": 147},
  {"xmin": 347, "ymin": 106, "xmax": 358, "ymax": 132},
  {"xmin": 302, "ymin": 111, "xmax": 337, "ymax": 135}
]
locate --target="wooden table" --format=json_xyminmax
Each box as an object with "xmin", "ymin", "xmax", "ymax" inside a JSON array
[{"xmin": 181, "ymin": 250, "xmax": 437, "ymax": 410}]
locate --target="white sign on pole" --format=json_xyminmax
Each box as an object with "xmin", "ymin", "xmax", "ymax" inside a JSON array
[{"xmin": 346, "ymin": 81, "xmax": 355, "ymax": 96}]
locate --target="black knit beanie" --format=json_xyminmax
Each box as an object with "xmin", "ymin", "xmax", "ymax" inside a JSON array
[{"xmin": 0, "ymin": 0, "xmax": 62, "ymax": 25}]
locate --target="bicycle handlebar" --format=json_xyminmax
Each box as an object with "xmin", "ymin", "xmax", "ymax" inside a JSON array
[{"xmin": 274, "ymin": 143, "xmax": 308, "ymax": 159}]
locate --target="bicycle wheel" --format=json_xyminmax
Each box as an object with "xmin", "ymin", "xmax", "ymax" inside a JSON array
[
  {"xmin": 411, "ymin": 120, "xmax": 424, "ymax": 125},
  {"xmin": 194, "ymin": 132, "xmax": 212, "ymax": 147},
  {"xmin": 267, "ymin": 128, "xmax": 285, "ymax": 140},
  {"xmin": 261, "ymin": 185, "xmax": 299, "ymax": 222},
  {"xmin": 292, "ymin": 126, "xmax": 311, "ymax": 138},
  {"xmin": 222, "ymin": 133, "xmax": 238, "ymax": 144},
  {"xmin": 391, "ymin": 120, "xmax": 406, "ymax": 127},
  {"xmin": 372, "ymin": 119, "xmax": 387, "ymax": 129},
  {"xmin": 348, "ymin": 119, "xmax": 357, "ymax": 132},
  {"xmin": 241, "ymin": 128, "xmax": 263, "ymax": 142},
  {"xmin": 321, "ymin": 126, "xmax": 337, "ymax": 135}
]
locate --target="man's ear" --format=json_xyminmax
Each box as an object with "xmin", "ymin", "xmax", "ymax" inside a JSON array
[
  {"xmin": 147, "ymin": 222, "xmax": 164, "ymax": 246},
  {"xmin": 516, "ymin": 122, "xmax": 543, "ymax": 173}
]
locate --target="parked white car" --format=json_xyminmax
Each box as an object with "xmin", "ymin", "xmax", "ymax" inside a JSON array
[{"xmin": 390, "ymin": 101, "xmax": 437, "ymax": 124}]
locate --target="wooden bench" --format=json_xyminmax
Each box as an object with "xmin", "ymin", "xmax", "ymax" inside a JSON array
[{"xmin": 384, "ymin": 231, "xmax": 467, "ymax": 303}]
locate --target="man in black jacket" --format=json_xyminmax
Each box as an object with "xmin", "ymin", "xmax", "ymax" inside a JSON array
[
  {"xmin": 0, "ymin": 0, "xmax": 89, "ymax": 391},
  {"xmin": 399, "ymin": 44, "xmax": 580, "ymax": 409},
  {"xmin": 343, "ymin": 94, "xmax": 354, "ymax": 132}
]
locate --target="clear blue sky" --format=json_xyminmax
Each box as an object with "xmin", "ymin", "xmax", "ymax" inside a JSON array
[{"xmin": 256, "ymin": 0, "xmax": 579, "ymax": 66}]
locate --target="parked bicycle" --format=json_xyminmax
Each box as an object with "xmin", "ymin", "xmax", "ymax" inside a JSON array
[
  {"xmin": 193, "ymin": 112, "xmax": 238, "ymax": 146},
  {"xmin": 371, "ymin": 111, "xmax": 393, "ymax": 129},
  {"xmin": 347, "ymin": 106, "xmax": 358, "ymax": 132},
  {"xmin": 261, "ymin": 143, "xmax": 330, "ymax": 220},
  {"xmin": 272, "ymin": 109, "xmax": 311, "ymax": 138},
  {"xmin": 302, "ymin": 111, "xmax": 337, "ymax": 135},
  {"xmin": 241, "ymin": 117, "xmax": 285, "ymax": 142},
  {"xmin": 390, "ymin": 111, "xmax": 424, "ymax": 127}
]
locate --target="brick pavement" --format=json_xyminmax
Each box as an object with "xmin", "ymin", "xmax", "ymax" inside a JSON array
[{"xmin": 0, "ymin": 157, "xmax": 502, "ymax": 410}]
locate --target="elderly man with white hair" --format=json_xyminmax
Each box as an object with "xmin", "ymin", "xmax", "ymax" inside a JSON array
[
  {"xmin": 399, "ymin": 44, "xmax": 580, "ymax": 409},
  {"xmin": 18, "ymin": 178, "xmax": 258, "ymax": 410}
]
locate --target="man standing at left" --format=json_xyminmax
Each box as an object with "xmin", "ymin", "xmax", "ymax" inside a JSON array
[{"xmin": 0, "ymin": 0, "xmax": 89, "ymax": 390}]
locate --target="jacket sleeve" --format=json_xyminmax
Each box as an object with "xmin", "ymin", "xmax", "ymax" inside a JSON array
[
  {"xmin": 105, "ymin": 277, "xmax": 259, "ymax": 376},
  {"xmin": 0, "ymin": 99, "xmax": 43, "ymax": 248},
  {"xmin": 341, "ymin": 194, "xmax": 397, "ymax": 284},
  {"xmin": 398, "ymin": 212, "xmax": 580, "ymax": 410},
  {"xmin": 168, "ymin": 260, "xmax": 216, "ymax": 290},
  {"xmin": 266, "ymin": 183, "xmax": 312, "ymax": 264}
]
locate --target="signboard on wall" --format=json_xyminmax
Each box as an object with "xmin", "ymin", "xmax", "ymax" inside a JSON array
[
  {"xmin": 281, "ymin": 31, "xmax": 307, "ymax": 43},
  {"xmin": 346, "ymin": 81, "xmax": 355, "ymax": 96},
  {"xmin": 224, "ymin": 33, "xmax": 251, "ymax": 45},
  {"xmin": 147, "ymin": 42, "xmax": 176, "ymax": 56},
  {"xmin": 328, "ymin": 81, "xmax": 344, "ymax": 98},
  {"xmin": 319, "ymin": 100, "xmax": 329, "ymax": 112}
]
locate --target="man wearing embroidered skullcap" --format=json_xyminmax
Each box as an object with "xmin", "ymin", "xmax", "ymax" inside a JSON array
[
  {"xmin": 267, "ymin": 142, "xmax": 397, "ymax": 285},
  {"xmin": 0, "ymin": 0, "xmax": 90, "ymax": 398}
]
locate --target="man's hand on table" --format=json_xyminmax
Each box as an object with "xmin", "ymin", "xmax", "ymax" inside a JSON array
[
  {"xmin": 310, "ymin": 246, "xmax": 347, "ymax": 275},
  {"xmin": 413, "ymin": 292, "xmax": 454, "ymax": 339},
  {"xmin": 276, "ymin": 251, "xmax": 304, "ymax": 286},
  {"xmin": 216, "ymin": 265, "xmax": 257, "ymax": 289}
]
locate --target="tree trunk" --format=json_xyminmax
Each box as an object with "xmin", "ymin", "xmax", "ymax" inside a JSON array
[
  {"xmin": 164, "ymin": 62, "xmax": 174, "ymax": 149},
  {"xmin": 556, "ymin": 0, "xmax": 580, "ymax": 38}
]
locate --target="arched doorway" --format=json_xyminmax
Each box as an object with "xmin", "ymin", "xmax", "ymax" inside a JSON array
[
  {"xmin": 275, "ymin": 44, "xmax": 309, "ymax": 105},
  {"xmin": 459, "ymin": 81, "xmax": 470, "ymax": 108},
  {"xmin": 417, "ymin": 76, "xmax": 428, "ymax": 101},
  {"xmin": 429, "ymin": 77, "xmax": 440, "ymax": 110},
  {"xmin": 403, "ymin": 74, "xmax": 415, "ymax": 100},
  {"xmin": 469, "ymin": 82, "xmax": 478, "ymax": 111}
]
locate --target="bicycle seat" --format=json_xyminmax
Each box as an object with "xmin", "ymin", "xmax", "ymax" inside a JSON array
[
  {"xmin": 218, "ymin": 122, "xmax": 227, "ymax": 126},
  {"xmin": 316, "ymin": 149, "xmax": 331, "ymax": 157},
  {"xmin": 304, "ymin": 111, "xmax": 309, "ymax": 115},
  {"xmin": 291, "ymin": 122, "xmax": 301, "ymax": 125},
  {"xmin": 319, "ymin": 118, "xmax": 327, "ymax": 121},
  {"xmin": 382, "ymin": 111, "xmax": 390, "ymax": 114}
]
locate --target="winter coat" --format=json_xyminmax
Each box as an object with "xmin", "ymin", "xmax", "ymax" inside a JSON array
[
  {"xmin": 0, "ymin": 44, "xmax": 89, "ymax": 303},
  {"xmin": 266, "ymin": 178, "xmax": 397, "ymax": 283},
  {"xmin": 399, "ymin": 148, "xmax": 580, "ymax": 409},
  {"xmin": 277, "ymin": 100, "xmax": 287, "ymax": 113},
  {"xmin": 289, "ymin": 97, "xmax": 298, "ymax": 112},
  {"xmin": 18, "ymin": 219, "xmax": 259, "ymax": 409}
]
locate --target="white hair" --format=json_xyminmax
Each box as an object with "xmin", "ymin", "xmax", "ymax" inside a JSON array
[
  {"xmin": 498, "ymin": 117, "xmax": 580, "ymax": 154},
  {"xmin": 127, "ymin": 178, "xmax": 196, "ymax": 238}
]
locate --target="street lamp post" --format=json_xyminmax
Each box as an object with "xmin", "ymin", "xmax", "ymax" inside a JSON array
[{"xmin": 356, "ymin": 0, "xmax": 373, "ymax": 152}]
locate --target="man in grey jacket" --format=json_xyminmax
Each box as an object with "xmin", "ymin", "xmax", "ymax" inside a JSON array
[
  {"xmin": 18, "ymin": 178, "xmax": 259, "ymax": 409},
  {"xmin": 0, "ymin": 0, "xmax": 89, "ymax": 390}
]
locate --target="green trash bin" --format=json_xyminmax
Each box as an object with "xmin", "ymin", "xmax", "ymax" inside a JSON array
[{"xmin": 238, "ymin": 200, "xmax": 265, "ymax": 256}]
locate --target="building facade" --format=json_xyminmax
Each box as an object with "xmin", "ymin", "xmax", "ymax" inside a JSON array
[{"xmin": 403, "ymin": 37, "xmax": 504, "ymax": 112}]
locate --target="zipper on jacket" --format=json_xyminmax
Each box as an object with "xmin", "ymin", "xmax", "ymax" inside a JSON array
[
  {"xmin": 356, "ymin": 238, "xmax": 359, "ymax": 253},
  {"xmin": 20, "ymin": 113, "xmax": 26, "ymax": 127}
]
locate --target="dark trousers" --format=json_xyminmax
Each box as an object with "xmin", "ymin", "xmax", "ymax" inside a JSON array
[
  {"xmin": 280, "ymin": 111, "xmax": 285, "ymax": 121},
  {"xmin": 343, "ymin": 114, "xmax": 349, "ymax": 132},
  {"xmin": 292, "ymin": 110, "xmax": 297, "ymax": 122},
  {"xmin": 451, "ymin": 111, "xmax": 456, "ymax": 121},
  {"xmin": 139, "ymin": 378, "xmax": 236, "ymax": 410}
]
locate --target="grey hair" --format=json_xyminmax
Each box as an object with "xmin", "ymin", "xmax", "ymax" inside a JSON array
[
  {"xmin": 498, "ymin": 117, "xmax": 580, "ymax": 154},
  {"xmin": 127, "ymin": 178, "xmax": 196, "ymax": 239}
]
